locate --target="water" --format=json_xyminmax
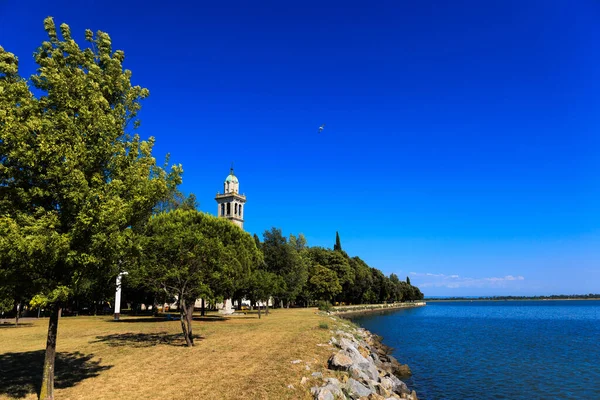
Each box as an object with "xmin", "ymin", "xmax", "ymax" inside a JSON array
[{"xmin": 350, "ymin": 301, "xmax": 600, "ymax": 400}]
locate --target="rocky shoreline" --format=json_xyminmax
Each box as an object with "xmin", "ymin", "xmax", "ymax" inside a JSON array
[
  {"xmin": 331, "ymin": 302, "xmax": 426, "ymax": 316},
  {"xmin": 309, "ymin": 316, "xmax": 418, "ymax": 400}
]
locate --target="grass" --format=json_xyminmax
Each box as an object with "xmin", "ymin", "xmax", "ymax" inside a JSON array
[{"xmin": 0, "ymin": 308, "xmax": 337, "ymax": 400}]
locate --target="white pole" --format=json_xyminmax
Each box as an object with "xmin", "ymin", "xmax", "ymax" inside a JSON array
[{"xmin": 114, "ymin": 271, "xmax": 128, "ymax": 320}]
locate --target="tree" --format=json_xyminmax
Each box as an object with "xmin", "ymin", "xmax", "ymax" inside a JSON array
[
  {"xmin": 0, "ymin": 18, "xmax": 181, "ymax": 399},
  {"xmin": 407, "ymin": 276, "xmax": 411, "ymax": 285},
  {"xmin": 262, "ymin": 228, "xmax": 308, "ymax": 307},
  {"xmin": 135, "ymin": 210, "xmax": 261, "ymax": 346},
  {"xmin": 308, "ymin": 264, "xmax": 342, "ymax": 302},
  {"xmin": 247, "ymin": 269, "xmax": 279, "ymax": 318},
  {"xmin": 333, "ymin": 231, "xmax": 342, "ymax": 252},
  {"xmin": 306, "ymin": 247, "xmax": 354, "ymax": 303}
]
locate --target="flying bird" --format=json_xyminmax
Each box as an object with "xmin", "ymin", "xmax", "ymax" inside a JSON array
[{"xmin": 318, "ymin": 124, "xmax": 326, "ymax": 133}]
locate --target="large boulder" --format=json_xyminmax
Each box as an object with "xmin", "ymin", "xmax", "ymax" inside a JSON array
[
  {"xmin": 387, "ymin": 374, "xmax": 409, "ymax": 395},
  {"xmin": 345, "ymin": 378, "xmax": 373, "ymax": 399},
  {"xmin": 328, "ymin": 351, "xmax": 354, "ymax": 370},
  {"xmin": 311, "ymin": 386, "xmax": 334, "ymax": 400},
  {"xmin": 311, "ymin": 382, "xmax": 345, "ymax": 400}
]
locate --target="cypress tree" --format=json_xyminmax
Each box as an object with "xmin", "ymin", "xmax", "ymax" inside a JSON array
[{"xmin": 334, "ymin": 231, "xmax": 342, "ymax": 252}]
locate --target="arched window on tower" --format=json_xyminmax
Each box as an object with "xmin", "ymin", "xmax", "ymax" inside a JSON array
[
  {"xmin": 221, "ymin": 203, "xmax": 225, "ymax": 216},
  {"xmin": 239, "ymin": 204, "xmax": 242, "ymax": 217},
  {"xmin": 234, "ymin": 203, "xmax": 238, "ymax": 215},
  {"xmin": 227, "ymin": 203, "xmax": 231, "ymax": 216}
]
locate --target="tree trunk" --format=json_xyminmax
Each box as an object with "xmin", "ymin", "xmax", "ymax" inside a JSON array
[
  {"xmin": 179, "ymin": 299, "xmax": 194, "ymax": 347},
  {"xmin": 280, "ymin": 299, "xmax": 283, "ymax": 309},
  {"xmin": 200, "ymin": 298, "xmax": 205, "ymax": 317},
  {"xmin": 15, "ymin": 302, "xmax": 20, "ymax": 327},
  {"xmin": 265, "ymin": 300, "xmax": 269, "ymax": 315},
  {"xmin": 39, "ymin": 303, "xmax": 61, "ymax": 400},
  {"xmin": 257, "ymin": 304, "xmax": 261, "ymax": 319}
]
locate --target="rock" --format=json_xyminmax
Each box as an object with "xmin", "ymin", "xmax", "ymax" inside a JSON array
[
  {"xmin": 325, "ymin": 378, "xmax": 341, "ymax": 386},
  {"xmin": 291, "ymin": 359, "xmax": 302, "ymax": 364},
  {"xmin": 339, "ymin": 337, "xmax": 356, "ymax": 350},
  {"xmin": 345, "ymin": 378, "xmax": 373, "ymax": 399},
  {"xmin": 387, "ymin": 374, "xmax": 409, "ymax": 395},
  {"xmin": 311, "ymin": 386, "xmax": 335, "ymax": 400},
  {"xmin": 386, "ymin": 355, "xmax": 411, "ymax": 377},
  {"xmin": 380, "ymin": 377, "xmax": 393, "ymax": 392},
  {"xmin": 312, "ymin": 372, "xmax": 323, "ymax": 379},
  {"xmin": 365, "ymin": 394, "xmax": 385, "ymax": 400},
  {"xmin": 349, "ymin": 365, "xmax": 371, "ymax": 383},
  {"xmin": 410, "ymin": 390, "xmax": 418, "ymax": 400},
  {"xmin": 375, "ymin": 383, "xmax": 392, "ymax": 398},
  {"xmin": 395, "ymin": 364, "xmax": 412, "ymax": 377},
  {"xmin": 287, "ymin": 384, "xmax": 295, "ymax": 389},
  {"xmin": 358, "ymin": 346, "xmax": 371, "ymax": 359},
  {"xmin": 328, "ymin": 351, "xmax": 353, "ymax": 370},
  {"xmin": 301, "ymin": 377, "xmax": 308, "ymax": 385},
  {"xmin": 306, "ymin": 364, "xmax": 311, "ymax": 370}
]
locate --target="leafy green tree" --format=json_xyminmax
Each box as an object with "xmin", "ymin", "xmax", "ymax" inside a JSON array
[
  {"xmin": 306, "ymin": 247, "xmax": 354, "ymax": 303},
  {"xmin": 407, "ymin": 276, "xmax": 411, "ymax": 285},
  {"xmin": 308, "ymin": 264, "xmax": 342, "ymax": 302},
  {"xmin": 135, "ymin": 210, "xmax": 262, "ymax": 346},
  {"xmin": 0, "ymin": 18, "xmax": 181, "ymax": 399},
  {"xmin": 262, "ymin": 228, "xmax": 307, "ymax": 307},
  {"xmin": 289, "ymin": 233, "xmax": 307, "ymax": 252},
  {"xmin": 348, "ymin": 257, "xmax": 373, "ymax": 304},
  {"xmin": 247, "ymin": 269, "xmax": 280, "ymax": 318}
]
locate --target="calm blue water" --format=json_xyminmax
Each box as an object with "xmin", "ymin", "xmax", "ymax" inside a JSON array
[{"xmin": 350, "ymin": 301, "xmax": 600, "ymax": 400}]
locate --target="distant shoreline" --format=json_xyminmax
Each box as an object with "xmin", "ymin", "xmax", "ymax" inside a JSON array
[
  {"xmin": 331, "ymin": 301, "xmax": 426, "ymax": 316},
  {"xmin": 426, "ymin": 298, "xmax": 600, "ymax": 302}
]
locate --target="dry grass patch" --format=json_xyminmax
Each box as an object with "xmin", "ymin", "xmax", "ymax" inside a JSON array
[{"xmin": 0, "ymin": 309, "xmax": 336, "ymax": 400}]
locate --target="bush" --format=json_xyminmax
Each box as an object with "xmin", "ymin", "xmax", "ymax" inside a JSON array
[
  {"xmin": 317, "ymin": 301, "xmax": 332, "ymax": 312},
  {"xmin": 318, "ymin": 322, "xmax": 329, "ymax": 329}
]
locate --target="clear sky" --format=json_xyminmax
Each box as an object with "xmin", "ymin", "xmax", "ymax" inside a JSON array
[{"xmin": 1, "ymin": 1, "xmax": 598, "ymax": 296}]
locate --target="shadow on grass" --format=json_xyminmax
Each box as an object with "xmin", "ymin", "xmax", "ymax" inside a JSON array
[
  {"xmin": 0, "ymin": 323, "xmax": 34, "ymax": 329},
  {"xmin": 0, "ymin": 350, "xmax": 111, "ymax": 398},
  {"xmin": 91, "ymin": 332, "xmax": 203, "ymax": 347},
  {"xmin": 110, "ymin": 315, "xmax": 239, "ymax": 323}
]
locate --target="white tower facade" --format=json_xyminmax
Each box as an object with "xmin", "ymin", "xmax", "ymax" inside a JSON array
[{"xmin": 215, "ymin": 168, "xmax": 246, "ymax": 229}]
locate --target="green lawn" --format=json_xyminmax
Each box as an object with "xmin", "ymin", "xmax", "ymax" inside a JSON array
[{"xmin": 0, "ymin": 308, "xmax": 337, "ymax": 400}]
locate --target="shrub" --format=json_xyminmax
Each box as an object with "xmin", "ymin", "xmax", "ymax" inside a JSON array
[
  {"xmin": 317, "ymin": 301, "xmax": 332, "ymax": 312},
  {"xmin": 318, "ymin": 322, "xmax": 329, "ymax": 329}
]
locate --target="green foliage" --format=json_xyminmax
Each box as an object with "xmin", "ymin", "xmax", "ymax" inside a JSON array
[
  {"xmin": 334, "ymin": 231, "xmax": 342, "ymax": 251},
  {"xmin": 318, "ymin": 322, "xmax": 329, "ymax": 329},
  {"xmin": 29, "ymin": 286, "xmax": 71, "ymax": 308},
  {"xmin": 262, "ymin": 228, "xmax": 308, "ymax": 305},
  {"xmin": 317, "ymin": 300, "xmax": 332, "ymax": 312},
  {"xmin": 0, "ymin": 17, "xmax": 183, "ymax": 309},
  {"xmin": 135, "ymin": 209, "xmax": 262, "ymax": 304},
  {"xmin": 308, "ymin": 264, "xmax": 342, "ymax": 302}
]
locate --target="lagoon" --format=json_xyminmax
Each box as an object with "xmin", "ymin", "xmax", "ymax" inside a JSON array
[{"xmin": 350, "ymin": 300, "xmax": 600, "ymax": 399}]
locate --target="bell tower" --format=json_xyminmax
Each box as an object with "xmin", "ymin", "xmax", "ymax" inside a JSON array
[{"xmin": 215, "ymin": 167, "xmax": 246, "ymax": 229}]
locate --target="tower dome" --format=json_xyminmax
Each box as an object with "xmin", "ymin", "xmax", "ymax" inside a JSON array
[
  {"xmin": 225, "ymin": 170, "xmax": 239, "ymax": 184},
  {"xmin": 223, "ymin": 167, "xmax": 239, "ymax": 193}
]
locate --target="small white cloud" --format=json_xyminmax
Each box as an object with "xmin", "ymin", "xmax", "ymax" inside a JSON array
[{"xmin": 410, "ymin": 272, "xmax": 526, "ymax": 289}]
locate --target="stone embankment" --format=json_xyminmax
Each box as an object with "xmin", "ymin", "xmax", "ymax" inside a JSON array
[
  {"xmin": 310, "ymin": 320, "xmax": 418, "ymax": 400},
  {"xmin": 331, "ymin": 301, "xmax": 426, "ymax": 316}
]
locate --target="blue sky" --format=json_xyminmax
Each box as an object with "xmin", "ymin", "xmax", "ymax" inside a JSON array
[{"xmin": 1, "ymin": 1, "xmax": 598, "ymax": 296}]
